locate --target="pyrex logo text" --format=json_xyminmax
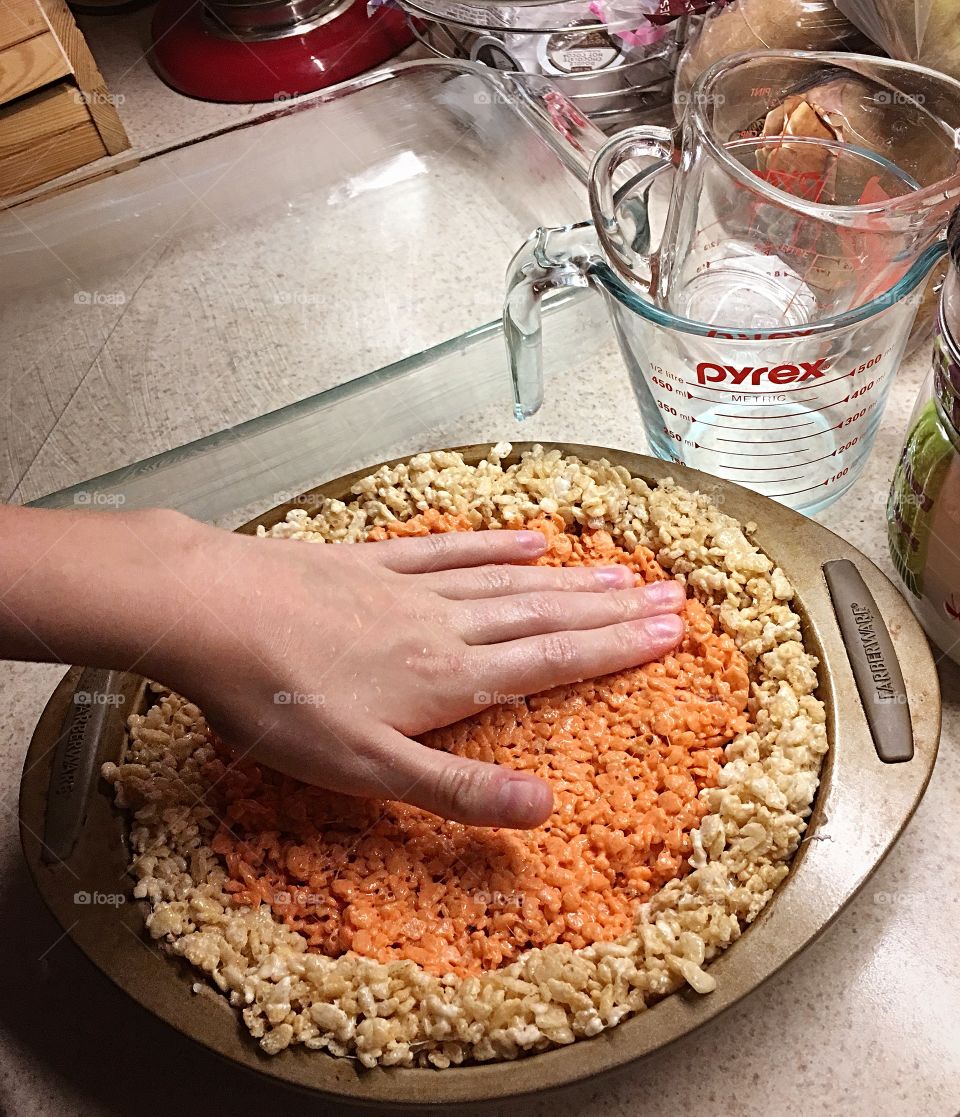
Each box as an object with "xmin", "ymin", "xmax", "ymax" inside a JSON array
[{"xmin": 695, "ymin": 359, "xmax": 828, "ymax": 386}]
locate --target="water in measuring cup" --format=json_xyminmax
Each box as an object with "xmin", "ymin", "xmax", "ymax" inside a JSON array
[
  {"xmin": 618, "ymin": 323, "xmax": 900, "ymax": 515},
  {"xmin": 667, "ymin": 249, "xmax": 820, "ymax": 333}
]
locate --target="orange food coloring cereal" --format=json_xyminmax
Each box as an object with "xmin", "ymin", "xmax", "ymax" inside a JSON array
[{"xmin": 208, "ymin": 513, "xmax": 751, "ymax": 977}]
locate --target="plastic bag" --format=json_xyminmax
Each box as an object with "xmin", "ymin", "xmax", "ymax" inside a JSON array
[
  {"xmin": 834, "ymin": 0, "xmax": 960, "ymax": 82},
  {"xmin": 675, "ymin": 0, "xmax": 859, "ymax": 103}
]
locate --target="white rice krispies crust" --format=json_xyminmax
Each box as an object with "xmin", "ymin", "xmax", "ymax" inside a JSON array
[{"xmin": 102, "ymin": 444, "xmax": 827, "ymax": 1068}]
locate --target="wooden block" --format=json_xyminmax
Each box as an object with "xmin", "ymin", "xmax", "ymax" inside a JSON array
[
  {"xmin": 36, "ymin": 0, "xmax": 128, "ymax": 153},
  {"xmin": 0, "ymin": 81, "xmax": 90, "ymax": 159},
  {"xmin": 0, "ymin": 0, "xmax": 48, "ymax": 52},
  {"xmin": 0, "ymin": 117, "xmax": 105, "ymax": 195},
  {"xmin": 0, "ymin": 31, "xmax": 70, "ymax": 103}
]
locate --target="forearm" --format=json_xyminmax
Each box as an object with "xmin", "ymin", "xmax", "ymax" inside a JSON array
[{"xmin": 0, "ymin": 504, "xmax": 204, "ymax": 675}]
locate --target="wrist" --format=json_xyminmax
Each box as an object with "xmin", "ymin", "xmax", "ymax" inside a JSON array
[
  {"xmin": 111, "ymin": 509, "xmax": 220, "ymax": 684},
  {"xmin": 0, "ymin": 504, "xmax": 213, "ymax": 677}
]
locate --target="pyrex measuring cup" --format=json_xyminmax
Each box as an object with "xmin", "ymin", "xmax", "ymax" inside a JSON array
[
  {"xmin": 597, "ymin": 130, "xmax": 926, "ymax": 328},
  {"xmin": 606, "ymin": 51, "xmax": 960, "ymax": 331},
  {"xmin": 505, "ymin": 159, "xmax": 946, "ymax": 514},
  {"xmin": 683, "ymin": 50, "xmax": 960, "ymax": 253}
]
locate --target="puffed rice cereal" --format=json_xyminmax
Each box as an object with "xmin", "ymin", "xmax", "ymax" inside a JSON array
[{"xmin": 103, "ymin": 444, "xmax": 827, "ymax": 1068}]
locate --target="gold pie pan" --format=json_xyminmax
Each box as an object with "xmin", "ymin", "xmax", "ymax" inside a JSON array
[{"xmin": 19, "ymin": 444, "xmax": 940, "ymax": 1107}]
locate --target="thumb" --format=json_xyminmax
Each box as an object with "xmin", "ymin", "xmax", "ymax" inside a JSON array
[{"xmin": 378, "ymin": 730, "xmax": 553, "ymax": 829}]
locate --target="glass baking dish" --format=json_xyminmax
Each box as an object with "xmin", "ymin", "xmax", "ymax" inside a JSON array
[
  {"xmin": 1, "ymin": 59, "xmax": 611, "ymax": 504},
  {"xmin": 29, "ymin": 288, "xmax": 629, "ymax": 525}
]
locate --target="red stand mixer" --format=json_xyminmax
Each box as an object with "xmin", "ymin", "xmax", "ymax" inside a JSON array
[{"xmin": 149, "ymin": 0, "xmax": 413, "ymax": 102}]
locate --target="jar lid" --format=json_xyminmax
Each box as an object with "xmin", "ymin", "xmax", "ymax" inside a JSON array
[
  {"xmin": 538, "ymin": 22, "xmax": 622, "ymax": 74},
  {"xmin": 933, "ymin": 324, "xmax": 960, "ymax": 439},
  {"xmin": 949, "ymin": 204, "xmax": 960, "ymax": 271}
]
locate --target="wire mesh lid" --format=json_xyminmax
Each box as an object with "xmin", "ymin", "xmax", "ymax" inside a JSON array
[
  {"xmin": 940, "ymin": 206, "xmax": 960, "ymax": 382},
  {"xmin": 396, "ymin": 0, "xmax": 677, "ymax": 36}
]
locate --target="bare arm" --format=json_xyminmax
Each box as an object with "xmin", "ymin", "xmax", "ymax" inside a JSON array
[{"xmin": 0, "ymin": 505, "xmax": 684, "ymax": 827}]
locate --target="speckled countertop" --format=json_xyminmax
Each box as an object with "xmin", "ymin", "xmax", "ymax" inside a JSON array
[{"xmin": 0, "ymin": 14, "xmax": 958, "ymax": 1117}]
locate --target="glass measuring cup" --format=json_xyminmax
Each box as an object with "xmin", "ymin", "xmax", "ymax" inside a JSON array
[
  {"xmin": 505, "ymin": 159, "xmax": 946, "ymax": 514},
  {"xmin": 690, "ymin": 50, "xmax": 960, "ymax": 249},
  {"xmin": 596, "ymin": 130, "xmax": 926, "ymax": 328},
  {"xmin": 602, "ymin": 51, "xmax": 960, "ymax": 324}
]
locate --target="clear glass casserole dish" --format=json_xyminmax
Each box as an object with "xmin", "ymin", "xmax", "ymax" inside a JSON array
[{"xmin": 0, "ymin": 59, "xmax": 609, "ymax": 504}]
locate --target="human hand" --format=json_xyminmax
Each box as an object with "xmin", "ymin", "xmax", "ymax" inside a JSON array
[
  {"xmin": 0, "ymin": 505, "xmax": 684, "ymax": 830},
  {"xmin": 162, "ymin": 523, "xmax": 684, "ymax": 829}
]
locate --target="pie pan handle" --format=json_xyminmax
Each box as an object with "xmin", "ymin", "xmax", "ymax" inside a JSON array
[
  {"xmin": 41, "ymin": 668, "xmax": 122, "ymax": 864},
  {"xmin": 39, "ymin": 668, "xmax": 146, "ymax": 868},
  {"xmin": 823, "ymin": 559, "xmax": 913, "ymax": 763}
]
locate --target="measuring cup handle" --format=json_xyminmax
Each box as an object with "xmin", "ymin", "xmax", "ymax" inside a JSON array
[
  {"xmin": 589, "ymin": 125, "xmax": 675, "ymax": 288},
  {"xmin": 504, "ymin": 222, "xmax": 601, "ymax": 420}
]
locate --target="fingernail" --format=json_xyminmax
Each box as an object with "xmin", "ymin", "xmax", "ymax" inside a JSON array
[
  {"xmin": 644, "ymin": 580, "xmax": 686, "ymax": 607},
  {"xmin": 644, "ymin": 614, "xmax": 685, "ymax": 642},
  {"xmin": 516, "ymin": 530, "xmax": 548, "ymax": 553},
  {"xmin": 496, "ymin": 776, "xmax": 553, "ymax": 828},
  {"xmin": 594, "ymin": 566, "xmax": 633, "ymax": 588}
]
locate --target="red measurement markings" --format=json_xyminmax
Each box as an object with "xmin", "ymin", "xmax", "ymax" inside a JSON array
[
  {"xmin": 681, "ymin": 370, "xmax": 843, "ymax": 394},
  {"xmin": 715, "ymin": 401, "xmax": 874, "ymax": 443},
  {"xmin": 685, "ymin": 390, "xmax": 816, "ymax": 405},
  {"xmin": 768, "ymin": 466, "xmax": 855, "ymax": 498},
  {"xmin": 678, "ymin": 354, "xmax": 887, "ymax": 396},
  {"xmin": 715, "ymin": 450, "xmax": 839, "ymax": 469},
  {"xmin": 694, "ymin": 444, "xmax": 810, "ymax": 457},
  {"xmin": 716, "ymin": 429, "xmax": 823, "ymax": 444},
  {"xmin": 713, "ymin": 398, "xmax": 839, "ymax": 418},
  {"xmin": 693, "ymin": 419, "xmax": 814, "ymax": 431},
  {"xmin": 722, "ymin": 473, "xmax": 810, "ymax": 484},
  {"xmin": 770, "ymin": 479, "xmax": 841, "ymax": 498},
  {"xmin": 711, "ymin": 464, "xmax": 816, "ymax": 473}
]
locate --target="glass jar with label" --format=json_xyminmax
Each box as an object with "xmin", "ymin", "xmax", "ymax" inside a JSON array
[{"xmin": 888, "ymin": 207, "xmax": 960, "ymax": 663}]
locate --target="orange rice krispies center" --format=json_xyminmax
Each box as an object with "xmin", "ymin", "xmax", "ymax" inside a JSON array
[{"xmin": 209, "ymin": 511, "xmax": 752, "ymax": 977}]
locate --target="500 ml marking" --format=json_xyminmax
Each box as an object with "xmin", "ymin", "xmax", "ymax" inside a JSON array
[{"xmin": 848, "ymin": 352, "xmax": 884, "ymax": 377}]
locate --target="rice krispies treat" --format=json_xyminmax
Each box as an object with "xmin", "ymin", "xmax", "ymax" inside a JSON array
[{"xmin": 103, "ymin": 444, "xmax": 828, "ymax": 1068}]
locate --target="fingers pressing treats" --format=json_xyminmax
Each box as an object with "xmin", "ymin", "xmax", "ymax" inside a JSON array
[
  {"xmin": 473, "ymin": 613, "xmax": 685, "ymax": 698},
  {"xmin": 457, "ymin": 581, "xmax": 685, "ymax": 645},
  {"xmin": 424, "ymin": 560, "xmax": 636, "ymax": 600},
  {"xmin": 371, "ymin": 528, "xmax": 549, "ymax": 573},
  {"xmin": 364, "ymin": 729, "xmax": 554, "ymax": 828}
]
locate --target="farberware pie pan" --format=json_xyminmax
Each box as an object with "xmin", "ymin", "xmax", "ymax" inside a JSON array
[{"xmin": 19, "ymin": 444, "xmax": 940, "ymax": 1107}]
